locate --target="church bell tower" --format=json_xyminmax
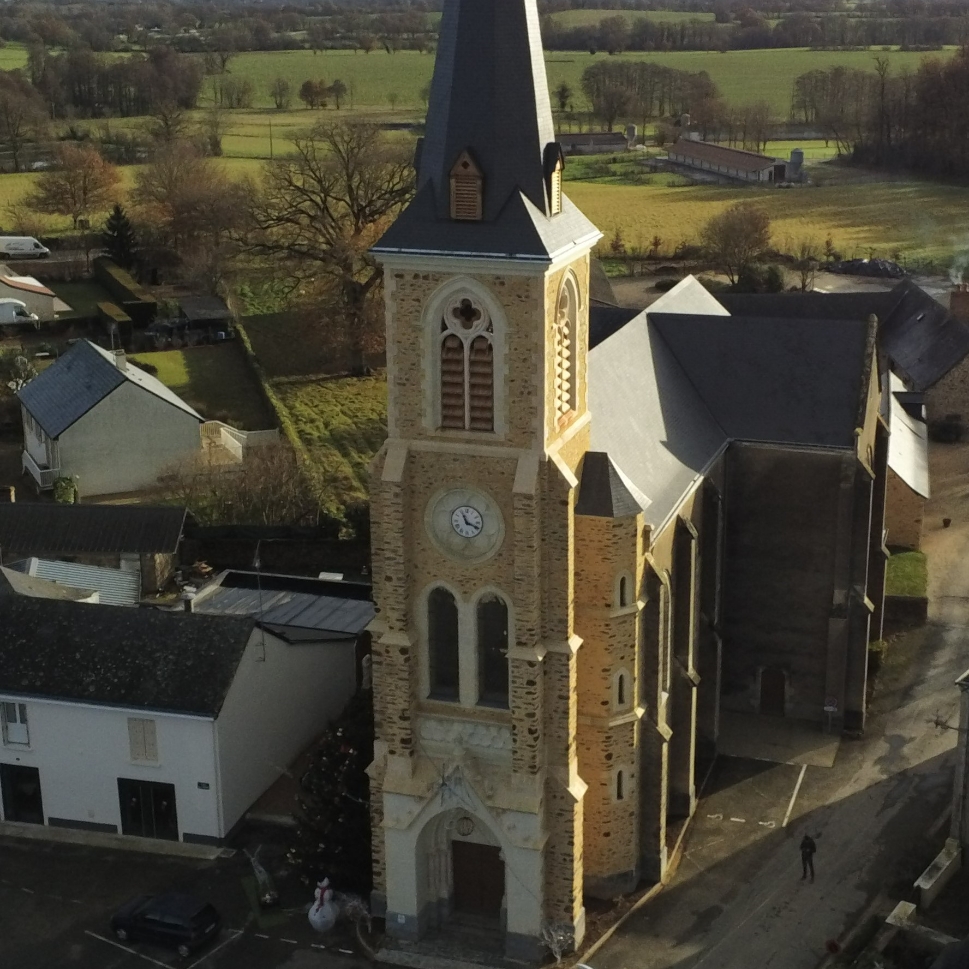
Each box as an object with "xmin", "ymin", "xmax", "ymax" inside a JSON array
[{"xmin": 368, "ymin": 0, "xmax": 601, "ymax": 959}]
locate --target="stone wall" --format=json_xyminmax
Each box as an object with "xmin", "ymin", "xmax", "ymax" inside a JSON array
[{"xmin": 927, "ymin": 357, "xmax": 969, "ymax": 424}]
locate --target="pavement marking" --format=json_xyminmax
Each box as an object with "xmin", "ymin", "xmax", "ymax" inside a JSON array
[
  {"xmin": 338, "ymin": 948, "xmax": 354, "ymax": 954},
  {"xmin": 254, "ymin": 933, "xmax": 270, "ymax": 939},
  {"xmin": 707, "ymin": 813, "xmax": 723, "ymax": 820},
  {"xmin": 311, "ymin": 943, "xmax": 328, "ymax": 950},
  {"xmin": 281, "ymin": 938, "xmax": 299, "ymax": 944},
  {"xmin": 84, "ymin": 930, "xmax": 172, "ymax": 969},
  {"xmin": 729, "ymin": 817, "xmax": 746, "ymax": 823},
  {"xmin": 782, "ymin": 764, "xmax": 808, "ymax": 828},
  {"xmin": 20, "ymin": 886, "xmax": 34, "ymax": 893},
  {"xmin": 758, "ymin": 821, "xmax": 776, "ymax": 828},
  {"xmin": 185, "ymin": 929, "xmax": 243, "ymax": 969}
]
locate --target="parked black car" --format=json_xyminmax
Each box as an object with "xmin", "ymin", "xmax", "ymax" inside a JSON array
[{"xmin": 110, "ymin": 893, "xmax": 221, "ymax": 958}]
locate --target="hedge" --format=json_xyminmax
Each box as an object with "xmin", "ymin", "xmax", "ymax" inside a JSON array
[
  {"xmin": 92, "ymin": 257, "xmax": 157, "ymax": 325},
  {"xmin": 96, "ymin": 301, "xmax": 132, "ymax": 326}
]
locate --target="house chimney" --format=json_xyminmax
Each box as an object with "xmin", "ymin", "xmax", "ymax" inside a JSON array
[
  {"xmin": 114, "ymin": 349, "xmax": 127, "ymax": 371},
  {"xmin": 951, "ymin": 283, "xmax": 969, "ymax": 325}
]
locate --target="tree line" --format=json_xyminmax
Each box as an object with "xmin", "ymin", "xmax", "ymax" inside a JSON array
[
  {"xmin": 792, "ymin": 48, "xmax": 969, "ymax": 176},
  {"xmin": 543, "ymin": 11, "xmax": 969, "ymax": 54}
]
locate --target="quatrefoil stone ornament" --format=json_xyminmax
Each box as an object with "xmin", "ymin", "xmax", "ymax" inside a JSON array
[{"xmin": 452, "ymin": 298, "xmax": 482, "ymax": 329}]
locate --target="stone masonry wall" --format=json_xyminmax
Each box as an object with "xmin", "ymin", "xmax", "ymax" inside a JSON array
[{"xmin": 927, "ymin": 357, "xmax": 969, "ymax": 424}]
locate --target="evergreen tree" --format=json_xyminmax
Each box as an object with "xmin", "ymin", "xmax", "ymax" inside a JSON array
[
  {"xmin": 288, "ymin": 691, "xmax": 374, "ymax": 895},
  {"xmin": 102, "ymin": 203, "xmax": 138, "ymax": 269}
]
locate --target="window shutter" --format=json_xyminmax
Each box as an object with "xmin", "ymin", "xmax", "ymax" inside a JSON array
[
  {"xmin": 449, "ymin": 151, "xmax": 483, "ymax": 221},
  {"xmin": 128, "ymin": 718, "xmax": 144, "ymax": 761},
  {"xmin": 143, "ymin": 720, "xmax": 158, "ymax": 762}
]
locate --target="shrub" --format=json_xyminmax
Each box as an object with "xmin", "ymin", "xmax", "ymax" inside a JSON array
[{"xmin": 52, "ymin": 476, "xmax": 78, "ymax": 504}]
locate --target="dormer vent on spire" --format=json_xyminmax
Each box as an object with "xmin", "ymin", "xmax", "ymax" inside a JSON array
[
  {"xmin": 450, "ymin": 151, "xmax": 483, "ymax": 221},
  {"xmin": 544, "ymin": 143, "xmax": 565, "ymax": 216}
]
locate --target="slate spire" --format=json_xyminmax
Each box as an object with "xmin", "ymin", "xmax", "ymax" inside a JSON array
[{"xmin": 419, "ymin": 0, "xmax": 557, "ymax": 221}]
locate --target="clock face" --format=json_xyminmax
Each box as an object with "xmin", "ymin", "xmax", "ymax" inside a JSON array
[
  {"xmin": 426, "ymin": 487, "xmax": 504, "ymax": 562},
  {"xmin": 451, "ymin": 505, "xmax": 483, "ymax": 538}
]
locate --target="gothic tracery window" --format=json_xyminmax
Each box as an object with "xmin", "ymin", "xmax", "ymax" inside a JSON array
[
  {"xmin": 554, "ymin": 276, "xmax": 578, "ymax": 423},
  {"xmin": 440, "ymin": 296, "xmax": 494, "ymax": 432}
]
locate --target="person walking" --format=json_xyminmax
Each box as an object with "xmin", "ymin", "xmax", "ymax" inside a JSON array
[{"xmin": 800, "ymin": 833, "xmax": 817, "ymax": 882}]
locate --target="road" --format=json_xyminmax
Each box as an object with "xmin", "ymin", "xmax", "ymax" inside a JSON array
[{"xmin": 591, "ymin": 442, "xmax": 969, "ymax": 969}]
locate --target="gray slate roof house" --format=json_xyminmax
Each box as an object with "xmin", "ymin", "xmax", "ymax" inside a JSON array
[
  {"xmin": 17, "ymin": 340, "xmax": 204, "ymax": 497},
  {"xmin": 0, "ymin": 503, "xmax": 188, "ymax": 556},
  {"xmin": 0, "ymin": 597, "xmax": 253, "ymax": 716},
  {"xmin": 19, "ymin": 341, "xmax": 202, "ymax": 439}
]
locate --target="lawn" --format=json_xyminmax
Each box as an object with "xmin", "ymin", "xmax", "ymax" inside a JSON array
[
  {"xmin": 243, "ymin": 311, "xmax": 339, "ymax": 379},
  {"xmin": 211, "ymin": 46, "xmax": 951, "ymax": 117},
  {"xmin": 885, "ymin": 550, "xmax": 928, "ymax": 598},
  {"xmin": 129, "ymin": 344, "xmax": 274, "ymax": 431},
  {"xmin": 275, "ymin": 373, "xmax": 388, "ymax": 512},
  {"xmin": 566, "ymin": 175, "xmax": 969, "ymax": 268}
]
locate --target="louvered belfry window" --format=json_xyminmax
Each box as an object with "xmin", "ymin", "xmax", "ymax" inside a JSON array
[
  {"xmin": 450, "ymin": 151, "xmax": 483, "ymax": 221},
  {"xmin": 440, "ymin": 296, "xmax": 494, "ymax": 432},
  {"xmin": 555, "ymin": 278, "xmax": 578, "ymax": 422}
]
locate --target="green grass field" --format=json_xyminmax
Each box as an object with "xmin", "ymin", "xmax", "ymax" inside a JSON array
[
  {"xmin": 0, "ymin": 43, "xmax": 28, "ymax": 71},
  {"xmin": 275, "ymin": 374, "xmax": 387, "ymax": 510},
  {"xmin": 129, "ymin": 344, "xmax": 273, "ymax": 430},
  {"xmin": 216, "ymin": 46, "xmax": 951, "ymax": 116},
  {"xmin": 566, "ymin": 176, "xmax": 969, "ymax": 268}
]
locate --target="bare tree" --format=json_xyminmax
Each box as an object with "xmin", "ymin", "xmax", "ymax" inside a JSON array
[
  {"xmin": 701, "ymin": 202, "xmax": 772, "ymax": 286},
  {"xmin": 26, "ymin": 143, "xmax": 121, "ymax": 229},
  {"xmin": 158, "ymin": 443, "xmax": 327, "ymax": 526},
  {"xmin": 201, "ymin": 107, "xmax": 230, "ymax": 157},
  {"xmin": 793, "ymin": 237, "xmax": 821, "ymax": 291},
  {"xmin": 143, "ymin": 102, "xmax": 193, "ymax": 146},
  {"xmin": 132, "ymin": 142, "xmax": 245, "ymax": 289},
  {"xmin": 0, "ymin": 85, "xmax": 47, "ymax": 173},
  {"xmin": 270, "ymin": 77, "xmax": 292, "ymax": 110},
  {"xmin": 243, "ymin": 121, "xmax": 415, "ymax": 369}
]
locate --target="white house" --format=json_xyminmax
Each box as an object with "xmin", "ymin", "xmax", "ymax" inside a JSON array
[
  {"xmin": 17, "ymin": 340, "xmax": 203, "ymax": 496},
  {"xmin": 0, "ymin": 272, "xmax": 71, "ymax": 323},
  {"xmin": 0, "ymin": 596, "xmax": 367, "ymax": 844}
]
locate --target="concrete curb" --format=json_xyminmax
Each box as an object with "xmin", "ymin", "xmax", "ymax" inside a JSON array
[{"xmin": 0, "ymin": 820, "xmax": 234, "ymax": 861}]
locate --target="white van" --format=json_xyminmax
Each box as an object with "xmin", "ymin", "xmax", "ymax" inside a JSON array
[
  {"xmin": 0, "ymin": 298, "xmax": 39, "ymax": 327},
  {"xmin": 0, "ymin": 237, "xmax": 49, "ymax": 259}
]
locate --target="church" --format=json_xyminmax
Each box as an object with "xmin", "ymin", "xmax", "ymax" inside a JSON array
[{"xmin": 366, "ymin": 0, "xmax": 887, "ymax": 961}]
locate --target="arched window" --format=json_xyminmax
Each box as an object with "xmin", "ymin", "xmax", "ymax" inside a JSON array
[
  {"xmin": 428, "ymin": 587, "xmax": 459, "ymax": 701},
  {"xmin": 440, "ymin": 296, "xmax": 494, "ymax": 432},
  {"xmin": 554, "ymin": 277, "xmax": 578, "ymax": 423},
  {"xmin": 618, "ymin": 575, "xmax": 629, "ymax": 608},
  {"xmin": 477, "ymin": 593, "xmax": 509, "ymax": 707},
  {"xmin": 614, "ymin": 668, "xmax": 632, "ymax": 711},
  {"xmin": 617, "ymin": 672, "xmax": 626, "ymax": 706},
  {"xmin": 616, "ymin": 770, "xmax": 625, "ymax": 801}
]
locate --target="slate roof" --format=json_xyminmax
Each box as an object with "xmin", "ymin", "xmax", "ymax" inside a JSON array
[
  {"xmin": 587, "ymin": 290, "xmax": 873, "ymax": 528},
  {"xmin": 576, "ymin": 452, "xmax": 649, "ymax": 518},
  {"xmin": 192, "ymin": 570, "xmax": 375, "ymax": 643},
  {"xmin": 651, "ymin": 313, "xmax": 870, "ymax": 448},
  {"xmin": 420, "ymin": 0, "xmax": 555, "ymax": 221},
  {"xmin": 373, "ymin": 0, "xmax": 601, "ymax": 261},
  {"xmin": 879, "ymin": 280, "xmax": 969, "ymax": 390},
  {"xmin": 0, "ymin": 503, "xmax": 188, "ymax": 555},
  {"xmin": 669, "ymin": 138, "xmax": 776, "ymax": 173},
  {"xmin": 0, "ymin": 598, "xmax": 254, "ymax": 716},
  {"xmin": 179, "ymin": 295, "xmax": 232, "ymax": 323},
  {"xmin": 10, "ymin": 557, "xmax": 141, "ymax": 607},
  {"xmin": 18, "ymin": 340, "xmax": 203, "ymax": 438},
  {"xmin": 718, "ymin": 283, "xmax": 969, "ymax": 392},
  {"xmin": 589, "ymin": 310, "xmax": 728, "ymax": 530}
]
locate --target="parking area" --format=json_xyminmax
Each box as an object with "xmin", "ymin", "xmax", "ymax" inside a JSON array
[{"xmin": 0, "ymin": 835, "xmax": 366, "ymax": 969}]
